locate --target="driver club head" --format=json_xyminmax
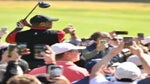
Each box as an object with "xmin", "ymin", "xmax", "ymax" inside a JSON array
[
  {"xmin": 38, "ymin": 2, "xmax": 50, "ymax": 8},
  {"xmin": 23, "ymin": 1, "xmax": 51, "ymax": 20}
]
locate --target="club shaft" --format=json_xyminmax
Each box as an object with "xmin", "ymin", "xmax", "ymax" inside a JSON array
[{"xmin": 24, "ymin": 3, "xmax": 39, "ymax": 20}]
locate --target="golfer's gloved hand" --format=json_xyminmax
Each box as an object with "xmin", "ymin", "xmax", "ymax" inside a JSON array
[{"xmin": 17, "ymin": 19, "xmax": 31, "ymax": 28}]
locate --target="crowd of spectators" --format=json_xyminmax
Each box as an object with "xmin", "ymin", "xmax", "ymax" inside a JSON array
[{"xmin": 0, "ymin": 14, "xmax": 150, "ymax": 84}]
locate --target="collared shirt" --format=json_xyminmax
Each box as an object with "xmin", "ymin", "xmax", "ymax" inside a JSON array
[
  {"xmin": 6, "ymin": 28, "xmax": 65, "ymax": 43},
  {"xmin": 28, "ymin": 61, "xmax": 89, "ymax": 82}
]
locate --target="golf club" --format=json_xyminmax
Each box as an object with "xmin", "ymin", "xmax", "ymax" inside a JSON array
[{"xmin": 24, "ymin": 1, "xmax": 50, "ymax": 20}]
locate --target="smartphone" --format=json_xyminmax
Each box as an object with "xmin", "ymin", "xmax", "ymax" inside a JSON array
[
  {"xmin": 34, "ymin": 44, "xmax": 46, "ymax": 59},
  {"xmin": 47, "ymin": 65, "xmax": 63, "ymax": 78},
  {"xmin": 8, "ymin": 44, "xmax": 17, "ymax": 57},
  {"xmin": 17, "ymin": 43, "xmax": 27, "ymax": 55},
  {"xmin": 123, "ymin": 37, "xmax": 133, "ymax": 47},
  {"xmin": 137, "ymin": 33, "xmax": 144, "ymax": 40},
  {"xmin": 8, "ymin": 44, "xmax": 27, "ymax": 57},
  {"xmin": 115, "ymin": 31, "xmax": 128, "ymax": 35}
]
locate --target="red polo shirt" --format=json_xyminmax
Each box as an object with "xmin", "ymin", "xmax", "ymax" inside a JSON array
[{"xmin": 28, "ymin": 61, "xmax": 89, "ymax": 82}]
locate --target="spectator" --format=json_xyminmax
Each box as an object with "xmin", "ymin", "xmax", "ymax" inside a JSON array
[
  {"xmin": 127, "ymin": 55, "xmax": 149, "ymax": 79},
  {"xmin": 64, "ymin": 25, "xmax": 86, "ymax": 68},
  {"xmin": 109, "ymin": 36, "xmax": 127, "ymax": 63},
  {"xmin": 85, "ymin": 59, "xmax": 102, "ymax": 73},
  {"xmin": 0, "ymin": 44, "xmax": 30, "ymax": 72},
  {"xmin": 6, "ymin": 14, "xmax": 73, "ymax": 69},
  {"xmin": 82, "ymin": 31, "xmax": 112, "ymax": 61},
  {"xmin": 1, "ymin": 47, "xmax": 24, "ymax": 84},
  {"xmin": 82, "ymin": 31, "xmax": 124, "ymax": 63},
  {"xmin": 29, "ymin": 43, "xmax": 89, "ymax": 82},
  {"xmin": 129, "ymin": 41, "xmax": 150, "ymax": 75},
  {"xmin": 127, "ymin": 55, "xmax": 143, "ymax": 68},
  {"xmin": 65, "ymin": 24, "xmax": 82, "ymax": 46},
  {"xmin": 141, "ymin": 36, "xmax": 150, "ymax": 54},
  {"xmin": 0, "ymin": 44, "xmax": 11, "ymax": 83},
  {"xmin": 114, "ymin": 62, "xmax": 141, "ymax": 83},
  {"xmin": 0, "ymin": 43, "xmax": 31, "ymax": 84},
  {"xmin": 89, "ymin": 41, "xmax": 143, "ymax": 84},
  {"xmin": 34, "ymin": 45, "xmax": 71, "ymax": 84},
  {"xmin": 0, "ymin": 43, "xmax": 9, "ymax": 60},
  {"xmin": 6, "ymin": 74, "xmax": 41, "ymax": 84}
]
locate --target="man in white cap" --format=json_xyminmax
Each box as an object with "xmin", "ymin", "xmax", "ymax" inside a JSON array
[
  {"xmin": 127, "ymin": 55, "xmax": 149, "ymax": 79},
  {"xmin": 29, "ymin": 43, "xmax": 89, "ymax": 82}
]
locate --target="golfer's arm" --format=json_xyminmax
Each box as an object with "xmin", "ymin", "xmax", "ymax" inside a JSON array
[{"xmin": 6, "ymin": 28, "xmax": 22, "ymax": 43}]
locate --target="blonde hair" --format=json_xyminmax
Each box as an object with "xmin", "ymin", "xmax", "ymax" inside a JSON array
[{"xmin": 7, "ymin": 74, "xmax": 41, "ymax": 84}]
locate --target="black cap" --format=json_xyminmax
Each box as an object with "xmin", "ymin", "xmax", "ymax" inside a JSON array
[{"xmin": 30, "ymin": 15, "xmax": 59, "ymax": 24}]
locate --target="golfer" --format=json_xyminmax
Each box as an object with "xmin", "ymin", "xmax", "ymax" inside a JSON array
[{"xmin": 6, "ymin": 14, "xmax": 72, "ymax": 69}]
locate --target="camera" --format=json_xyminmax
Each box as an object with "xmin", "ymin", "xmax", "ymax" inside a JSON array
[
  {"xmin": 115, "ymin": 31, "xmax": 128, "ymax": 35},
  {"xmin": 137, "ymin": 33, "xmax": 144, "ymax": 40},
  {"xmin": 34, "ymin": 44, "xmax": 46, "ymax": 59},
  {"xmin": 123, "ymin": 37, "xmax": 133, "ymax": 48},
  {"xmin": 47, "ymin": 64, "xmax": 63, "ymax": 78},
  {"xmin": 8, "ymin": 43, "xmax": 27, "ymax": 57}
]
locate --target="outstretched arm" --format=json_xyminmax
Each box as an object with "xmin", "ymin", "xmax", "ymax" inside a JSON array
[
  {"xmin": 129, "ymin": 42, "xmax": 150, "ymax": 74},
  {"xmin": 90, "ymin": 42, "xmax": 124, "ymax": 79}
]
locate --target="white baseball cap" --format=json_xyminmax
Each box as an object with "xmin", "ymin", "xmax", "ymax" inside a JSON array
[
  {"xmin": 114, "ymin": 62, "xmax": 141, "ymax": 80},
  {"xmin": 51, "ymin": 43, "xmax": 86, "ymax": 54},
  {"xmin": 127, "ymin": 55, "xmax": 142, "ymax": 66}
]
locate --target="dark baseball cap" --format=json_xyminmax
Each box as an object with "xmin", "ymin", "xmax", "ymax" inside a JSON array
[{"xmin": 30, "ymin": 15, "xmax": 59, "ymax": 24}]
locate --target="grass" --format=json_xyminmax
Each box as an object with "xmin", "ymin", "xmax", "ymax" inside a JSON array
[{"xmin": 0, "ymin": 1, "xmax": 150, "ymax": 42}]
